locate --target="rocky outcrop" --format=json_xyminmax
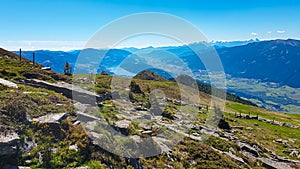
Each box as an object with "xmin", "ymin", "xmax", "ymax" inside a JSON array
[
  {"xmin": 237, "ymin": 142, "xmax": 260, "ymax": 157},
  {"xmin": 0, "ymin": 78, "xmax": 18, "ymax": 88},
  {"xmin": 260, "ymin": 157, "xmax": 296, "ymax": 169},
  {"xmin": 32, "ymin": 113, "xmax": 68, "ymax": 125},
  {"xmin": 0, "ymin": 126, "xmax": 21, "ymax": 167},
  {"xmin": 0, "ymin": 128, "xmax": 20, "ymax": 156},
  {"xmin": 22, "ymin": 79, "xmax": 111, "ymax": 106},
  {"xmin": 114, "ymin": 120, "xmax": 131, "ymax": 135},
  {"xmin": 21, "ymin": 137, "xmax": 36, "ymax": 154}
]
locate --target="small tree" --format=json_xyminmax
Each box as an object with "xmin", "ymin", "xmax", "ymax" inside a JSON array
[{"xmin": 64, "ymin": 61, "xmax": 72, "ymax": 75}]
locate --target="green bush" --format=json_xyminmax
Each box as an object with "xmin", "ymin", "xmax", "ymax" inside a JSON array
[{"xmin": 162, "ymin": 107, "xmax": 176, "ymax": 120}]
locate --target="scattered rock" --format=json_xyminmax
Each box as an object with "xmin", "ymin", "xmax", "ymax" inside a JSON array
[
  {"xmin": 69, "ymin": 144, "xmax": 78, "ymax": 152},
  {"xmin": 288, "ymin": 138, "xmax": 296, "ymax": 143},
  {"xmin": 0, "ymin": 127, "xmax": 20, "ymax": 156},
  {"xmin": 290, "ymin": 150, "xmax": 299, "ymax": 157},
  {"xmin": 164, "ymin": 164, "xmax": 174, "ymax": 169},
  {"xmin": 152, "ymin": 124, "xmax": 159, "ymax": 130},
  {"xmin": 138, "ymin": 123, "xmax": 152, "ymax": 130},
  {"xmin": 51, "ymin": 147, "xmax": 59, "ymax": 154},
  {"xmin": 261, "ymin": 157, "xmax": 295, "ymax": 169},
  {"xmin": 75, "ymin": 167, "xmax": 89, "ymax": 169},
  {"xmin": 283, "ymin": 123, "xmax": 293, "ymax": 128},
  {"xmin": 143, "ymin": 114, "xmax": 152, "ymax": 120},
  {"xmin": 229, "ymin": 147, "xmax": 236, "ymax": 153},
  {"xmin": 191, "ymin": 124, "xmax": 202, "ymax": 130},
  {"xmin": 0, "ymin": 78, "xmax": 18, "ymax": 88},
  {"xmin": 32, "ymin": 113, "xmax": 68, "ymax": 124},
  {"xmin": 192, "ymin": 132, "xmax": 200, "ymax": 137},
  {"xmin": 274, "ymin": 139, "xmax": 283, "ymax": 143},
  {"xmin": 225, "ymin": 151, "xmax": 246, "ymax": 165},
  {"xmin": 246, "ymin": 127, "xmax": 254, "ymax": 130},
  {"xmin": 135, "ymin": 106, "xmax": 148, "ymax": 111},
  {"xmin": 89, "ymin": 131, "xmax": 103, "ymax": 145},
  {"xmin": 115, "ymin": 120, "xmax": 131, "ymax": 129},
  {"xmin": 38, "ymin": 152, "xmax": 43, "ymax": 164},
  {"xmin": 4, "ymin": 165, "xmax": 31, "ymax": 169},
  {"xmin": 130, "ymin": 135, "xmax": 142, "ymax": 143},
  {"xmin": 114, "ymin": 120, "xmax": 131, "ymax": 135},
  {"xmin": 21, "ymin": 137, "xmax": 37, "ymax": 154},
  {"xmin": 237, "ymin": 142, "xmax": 260, "ymax": 157},
  {"xmin": 152, "ymin": 136, "xmax": 171, "ymax": 153},
  {"xmin": 142, "ymin": 130, "xmax": 153, "ymax": 135},
  {"xmin": 23, "ymin": 91, "xmax": 48, "ymax": 95}
]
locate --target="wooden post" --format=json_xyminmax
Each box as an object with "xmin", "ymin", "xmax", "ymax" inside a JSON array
[
  {"xmin": 19, "ymin": 48, "xmax": 22, "ymax": 62},
  {"xmin": 32, "ymin": 52, "xmax": 35, "ymax": 65}
]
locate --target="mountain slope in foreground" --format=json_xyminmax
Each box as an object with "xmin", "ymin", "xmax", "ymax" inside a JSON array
[{"xmin": 0, "ymin": 48, "xmax": 300, "ymax": 168}]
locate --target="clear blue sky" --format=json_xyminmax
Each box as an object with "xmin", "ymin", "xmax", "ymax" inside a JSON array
[{"xmin": 1, "ymin": 0, "xmax": 300, "ymax": 50}]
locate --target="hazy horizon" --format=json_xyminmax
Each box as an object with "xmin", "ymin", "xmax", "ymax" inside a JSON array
[{"xmin": 2, "ymin": 38, "xmax": 298, "ymax": 52}]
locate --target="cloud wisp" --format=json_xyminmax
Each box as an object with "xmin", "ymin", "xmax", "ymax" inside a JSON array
[
  {"xmin": 0, "ymin": 40, "xmax": 86, "ymax": 51},
  {"xmin": 277, "ymin": 30, "xmax": 285, "ymax": 34}
]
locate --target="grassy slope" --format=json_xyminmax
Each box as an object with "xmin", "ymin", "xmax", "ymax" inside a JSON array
[
  {"xmin": 1, "ymin": 48, "xmax": 300, "ymax": 168},
  {"xmin": 0, "ymin": 51, "xmax": 128, "ymax": 168},
  {"xmin": 0, "ymin": 48, "xmax": 70, "ymax": 82},
  {"xmin": 93, "ymin": 74, "xmax": 300, "ymax": 162},
  {"xmin": 225, "ymin": 102, "xmax": 300, "ymax": 125},
  {"xmin": 0, "ymin": 84, "xmax": 74, "ymax": 119},
  {"xmin": 0, "ymin": 48, "xmax": 75, "ymax": 126}
]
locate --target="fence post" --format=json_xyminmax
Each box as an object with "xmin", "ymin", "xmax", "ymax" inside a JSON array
[
  {"xmin": 19, "ymin": 48, "xmax": 22, "ymax": 62},
  {"xmin": 33, "ymin": 52, "xmax": 35, "ymax": 65}
]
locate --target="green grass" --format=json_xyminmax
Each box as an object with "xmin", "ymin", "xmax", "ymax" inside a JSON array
[
  {"xmin": 206, "ymin": 136, "xmax": 238, "ymax": 152},
  {"xmin": 141, "ymin": 138, "xmax": 246, "ymax": 169},
  {"xmin": 224, "ymin": 111, "xmax": 300, "ymax": 159},
  {"xmin": 0, "ymin": 53, "xmax": 69, "ymax": 83},
  {"xmin": 19, "ymin": 118, "xmax": 91, "ymax": 168},
  {"xmin": 2, "ymin": 52, "xmax": 300, "ymax": 168},
  {"xmin": 226, "ymin": 102, "xmax": 300, "ymax": 125},
  {"xmin": 0, "ymin": 85, "xmax": 74, "ymax": 120}
]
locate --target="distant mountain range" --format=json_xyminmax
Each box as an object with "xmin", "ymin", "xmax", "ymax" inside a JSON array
[
  {"xmin": 121, "ymin": 39, "xmax": 260, "ymax": 53},
  {"xmin": 218, "ymin": 39, "xmax": 300, "ymax": 88},
  {"xmin": 14, "ymin": 39, "xmax": 300, "ymax": 87},
  {"xmin": 212, "ymin": 38, "xmax": 260, "ymax": 48}
]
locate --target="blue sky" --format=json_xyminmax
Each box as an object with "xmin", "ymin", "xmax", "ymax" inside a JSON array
[{"xmin": 1, "ymin": 0, "xmax": 300, "ymax": 50}]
